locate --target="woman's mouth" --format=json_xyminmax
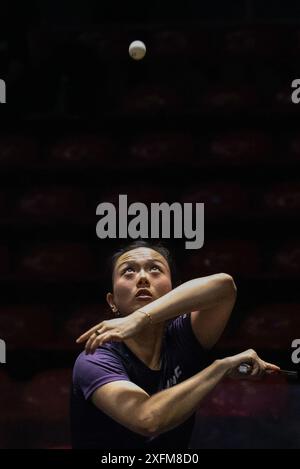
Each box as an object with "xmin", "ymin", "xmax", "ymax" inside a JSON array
[{"xmin": 135, "ymin": 289, "xmax": 152, "ymax": 300}]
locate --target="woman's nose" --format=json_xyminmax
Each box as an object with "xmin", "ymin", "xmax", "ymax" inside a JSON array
[{"xmin": 137, "ymin": 270, "xmax": 150, "ymax": 286}]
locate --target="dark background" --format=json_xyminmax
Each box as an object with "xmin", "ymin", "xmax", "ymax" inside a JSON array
[{"xmin": 0, "ymin": 0, "xmax": 300, "ymax": 449}]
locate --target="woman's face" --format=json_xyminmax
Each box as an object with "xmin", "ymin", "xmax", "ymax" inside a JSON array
[{"xmin": 107, "ymin": 247, "xmax": 173, "ymax": 316}]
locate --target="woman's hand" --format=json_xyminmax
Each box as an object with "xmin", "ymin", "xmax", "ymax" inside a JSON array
[
  {"xmin": 76, "ymin": 311, "xmax": 147, "ymax": 354},
  {"xmin": 224, "ymin": 349, "xmax": 280, "ymax": 380}
]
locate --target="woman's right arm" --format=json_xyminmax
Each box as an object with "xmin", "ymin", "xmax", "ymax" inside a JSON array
[{"xmin": 91, "ymin": 349, "xmax": 280, "ymax": 438}]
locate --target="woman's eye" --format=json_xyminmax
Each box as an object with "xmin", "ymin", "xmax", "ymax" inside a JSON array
[
  {"xmin": 122, "ymin": 265, "xmax": 160, "ymax": 274},
  {"xmin": 124, "ymin": 267, "xmax": 134, "ymax": 274}
]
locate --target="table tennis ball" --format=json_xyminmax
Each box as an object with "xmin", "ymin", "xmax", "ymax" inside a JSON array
[{"xmin": 129, "ymin": 40, "xmax": 146, "ymax": 60}]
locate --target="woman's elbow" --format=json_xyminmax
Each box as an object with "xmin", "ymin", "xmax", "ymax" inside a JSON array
[
  {"xmin": 137, "ymin": 409, "xmax": 161, "ymax": 438},
  {"xmin": 216, "ymin": 273, "xmax": 237, "ymax": 299}
]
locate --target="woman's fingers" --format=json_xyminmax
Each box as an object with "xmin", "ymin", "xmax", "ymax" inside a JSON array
[
  {"xmin": 84, "ymin": 332, "xmax": 98, "ymax": 354},
  {"xmin": 264, "ymin": 361, "xmax": 281, "ymax": 373},
  {"xmin": 85, "ymin": 330, "xmax": 125, "ymax": 354},
  {"xmin": 243, "ymin": 359, "xmax": 266, "ymax": 379},
  {"xmin": 91, "ymin": 333, "xmax": 111, "ymax": 352},
  {"xmin": 76, "ymin": 323, "xmax": 104, "ymax": 343},
  {"xmin": 250, "ymin": 361, "xmax": 260, "ymax": 377},
  {"xmin": 85, "ymin": 332, "xmax": 113, "ymax": 354},
  {"xmin": 78, "ymin": 316, "xmax": 133, "ymax": 352},
  {"xmin": 249, "ymin": 360, "xmax": 278, "ymax": 379}
]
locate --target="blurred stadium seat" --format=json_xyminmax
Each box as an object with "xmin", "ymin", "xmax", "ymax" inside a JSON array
[
  {"xmin": 0, "ymin": 305, "xmax": 55, "ymax": 349},
  {"xmin": 0, "ymin": 136, "xmax": 38, "ymax": 166},
  {"xmin": 224, "ymin": 303, "xmax": 300, "ymax": 350},
  {"xmin": 209, "ymin": 131, "xmax": 273, "ymax": 164},
  {"xmin": 0, "ymin": 372, "xmax": 24, "ymax": 448},
  {"xmin": 22, "ymin": 368, "xmax": 72, "ymax": 421},
  {"xmin": 0, "ymin": 191, "xmax": 8, "ymax": 219},
  {"xmin": 128, "ymin": 132, "xmax": 195, "ymax": 166},
  {"xmin": 120, "ymin": 84, "xmax": 183, "ymax": 114},
  {"xmin": 197, "ymin": 374, "xmax": 287, "ymax": 418},
  {"xmin": 58, "ymin": 303, "xmax": 109, "ymax": 348},
  {"xmin": 289, "ymin": 134, "xmax": 300, "ymax": 161},
  {"xmin": 49, "ymin": 135, "xmax": 115, "ymax": 165},
  {"xmin": 0, "ymin": 371, "xmax": 19, "ymax": 418},
  {"xmin": 273, "ymin": 241, "xmax": 300, "ymax": 276},
  {"xmin": 16, "ymin": 185, "xmax": 88, "ymax": 221},
  {"xmin": 181, "ymin": 183, "xmax": 250, "ymax": 218},
  {"xmin": 274, "ymin": 86, "xmax": 300, "ymax": 112},
  {"xmin": 0, "ymin": 245, "xmax": 10, "ymax": 275},
  {"xmin": 201, "ymin": 86, "xmax": 258, "ymax": 113},
  {"xmin": 151, "ymin": 30, "xmax": 190, "ymax": 57},
  {"xmin": 192, "ymin": 375, "xmax": 289, "ymax": 448},
  {"xmin": 183, "ymin": 240, "xmax": 261, "ymax": 278},
  {"xmin": 19, "ymin": 369, "xmax": 72, "ymax": 448},
  {"xmin": 18, "ymin": 243, "xmax": 95, "ymax": 280},
  {"xmin": 77, "ymin": 30, "xmax": 129, "ymax": 60},
  {"xmin": 262, "ymin": 183, "xmax": 300, "ymax": 216},
  {"xmin": 94, "ymin": 186, "xmax": 166, "ymax": 207},
  {"xmin": 222, "ymin": 27, "xmax": 287, "ymax": 58}
]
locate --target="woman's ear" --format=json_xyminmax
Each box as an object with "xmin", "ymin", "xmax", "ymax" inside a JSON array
[
  {"xmin": 106, "ymin": 292, "xmax": 114, "ymax": 309},
  {"xmin": 106, "ymin": 292, "xmax": 117, "ymax": 313}
]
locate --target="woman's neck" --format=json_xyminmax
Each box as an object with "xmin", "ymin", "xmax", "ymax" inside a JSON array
[{"xmin": 124, "ymin": 323, "xmax": 165, "ymax": 370}]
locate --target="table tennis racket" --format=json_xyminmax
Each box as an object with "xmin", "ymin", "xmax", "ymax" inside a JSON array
[{"xmin": 238, "ymin": 363, "xmax": 298, "ymax": 379}]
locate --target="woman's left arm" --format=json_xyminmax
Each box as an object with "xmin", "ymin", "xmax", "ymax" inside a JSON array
[
  {"xmin": 189, "ymin": 275, "xmax": 237, "ymax": 349},
  {"xmin": 137, "ymin": 273, "xmax": 237, "ymax": 349},
  {"xmin": 76, "ymin": 273, "xmax": 236, "ymax": 353}
]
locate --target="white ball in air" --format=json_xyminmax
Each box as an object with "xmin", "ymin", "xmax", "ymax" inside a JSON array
[{"xmin": 129, "ymin": 40, "xmax": 146, "ymax": 60}]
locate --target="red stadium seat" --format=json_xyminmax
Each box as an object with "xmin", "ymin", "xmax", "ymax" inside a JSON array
[
  {"xmin": 0, "ymin": 245, "xmax": 10, "ymax": 275},
  {"xmin": 223, "ymin": 29, "xmax": 260, "ymax": 56},
  {"xmin": 95, "ymin": 186, "xmax": 166, "ymax": 207},
  {"xmin": 0, "ymin": 372, "xmax": 24, "ymax": 448},
  {"xmin": 77, "ymin": 31, "xmax": 128, "ymax": 60},
  {"xmin": 128, "ymin": 132, "xmax": 195, "ymax": 166},
  {"xmin": 183, "ymin": 240, "xmax": 260, "ymax": 278},
  {"xmin": 16, "ymin": 185, "xmax": 88, "ymax": 221},
  {"xmin": 0, "ymin": 372, "xmax": 17, "ymax": 418},
  {"xmin": 0, "ymin": 372, "xmax": 28, "ymax": 448},
  {"xmin": 274, "ymin": 87, "xmax": 300, "ymax": 112},
  {"xmin": 209, "ymin": 131, "xmax": 273, "ymax": 165},
  {"xmin": 222, "ymin": 28, "xmax": 286, "ymax": 58},
  {"xmin": 18, "ymin": 243, "xmax": 95, "ymax": 280},
  {"xmin": 0, "ymin": 305, "xmax": 55, "ymax": 349},
  {"xmin": 289, "ymin": 135, "xmax": 300, "ymax": 161},
  {"xmin": 151, "ymin": 30, "xmax": 190, "ymax": 57},
  {"xmin": 288, "ymin": 27, "xmax": 300, "ymax": 61},
  {"xmin": 234, "ymin": 303, "xmax": 300, "ymax": 350},
  {"xmin": 49, "ymin": 135, "xmax": 115, "ymax": 165},
  {"xmin": 19, "ymin": 369, "xmax": 72, "ymax": 448},
  {"xmin": 120, "ymin": 84, "xmax": 183, "ymax": 114},
  {"xmin": 273, "ymin": 241, "xmax": 300, "ymax": 276},
  {"xmin": 201, "ymin": 86, "xmax": 258, "ymax": 113},
  {"xmin": 181, "ymin": 183, "xmax": 250, "ymax": 218},
  {"xmin": 0, "ymin": 191, "xmax": 8, "ymax": 219},
  {"xmin": 262, "ymin": 183, "xmax": 300, "ymax": 216},
  {"xmin": 197, "ymin": 374, "xmax": 288, "ymax": 418},
  {"xmin": 59, "ymin": 303, "xmax": 109, "ymax": 348},
  {"xmin": 22, "ymin": 369, "xmax": 72, "ymax": 422},
  {"xmin": 0, "ymin": 136, "xmax": 38, "ymax": 165},
  {"xmin": 48, "ymin": 445, "xmax": 72, "ymax": 449}
]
